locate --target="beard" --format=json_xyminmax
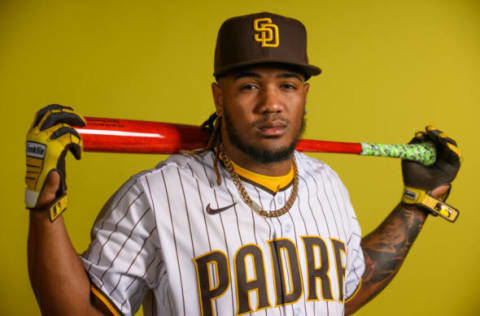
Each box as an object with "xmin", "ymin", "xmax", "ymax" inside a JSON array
[{"xmin": 223, "ymin": 108, "xmax": 306, "ymax": 164}]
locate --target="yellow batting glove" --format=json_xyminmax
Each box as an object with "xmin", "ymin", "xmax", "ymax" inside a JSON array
[{"xmin": 25, "ymin": 104, "xmax": 86, "ymax": 221}]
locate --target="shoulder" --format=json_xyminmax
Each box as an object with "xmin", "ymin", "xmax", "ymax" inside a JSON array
[
  {"xmin": 294, "ymin": 151, "xmax": 348, "ymax": 190},
  {"xmin": 295, "ymin": 152, "xmax": 358, "ymax": 219},
  {"xmin": 95, "ymin": 152, "xmax": 216, "ymax": 217},
  {"xmin": 294, "ymin": 151, "xmax": 338, "ymax": 177},
  {"xmin": 132, "ymin": 151, "xmax": 218, "ymax": 188}
]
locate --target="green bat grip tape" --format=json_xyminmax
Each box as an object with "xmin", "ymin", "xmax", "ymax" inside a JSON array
[{"xmin": 360, "ymin": 142, "xmax": 436, "ymax": 166}]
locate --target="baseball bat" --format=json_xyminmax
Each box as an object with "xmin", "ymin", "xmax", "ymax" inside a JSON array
[{"xmin": 76, "ymin": 117, "xmax": 436, "ymax": 165}]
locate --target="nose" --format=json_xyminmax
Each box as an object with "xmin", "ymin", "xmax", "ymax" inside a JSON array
[{"xmin": 257, "ymin": 85, "xmax": 283, "ymax": 114}]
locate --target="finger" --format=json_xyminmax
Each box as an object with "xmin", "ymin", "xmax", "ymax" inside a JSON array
[
  {"xmin": 50, "ymin": 126, "xmax": 83, "ymax": 159},
  {"xmin": 33, "ymin": 104, "xmax": 74, "ymax": 128},
  {"xmin": 446, "ymin": 142, "xmax": 462, "ymax": 162},
  {"xmin": 66, "ymin": 143, "xmax": 82, "ymax": 160},
  {"xmin": 426, "ymin": 125, "xmax": 457, "ymax": 146},
  {"xmin": 408, "ymin": 131, "xmax": 426, "ymax": 144},
  {"xmin": 40, "ymin": 110, "xmax": 86, "ymax": 130},
  {"xmin": 425, "ymin": 127, "xmax": 460, "ymax": 157},
  {"xmin": 50, "ymin": 126, "xmax": 81, "ymax": 141},
  {"xmin": 415, "ymin": 131, "xmax": 425, "ymax": 138},
  {"xmin": 425, "ymin": 128, "xmax": 462, "ymax": 163},
  {"xmin": 56, "ymin": 150, "xmax": 68, "ymax": 193}
]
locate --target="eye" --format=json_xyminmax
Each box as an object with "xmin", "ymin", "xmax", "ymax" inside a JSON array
[
  {"xmin": 239, "ymin": 83, "xmax": 259, "ymax": 91},
  {"xmin": 281, "ymin": 82, "xmax": 298, "ymax": 90}
]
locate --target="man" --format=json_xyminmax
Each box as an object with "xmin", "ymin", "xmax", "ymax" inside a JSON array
[{"xmin": 25, "ymin": 12, "xmax": 460, "ymax": 316}]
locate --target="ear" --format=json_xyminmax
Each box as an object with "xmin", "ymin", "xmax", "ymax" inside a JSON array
[
  {"xmin": 303, "ymin": 82, "xmax": 310, "ymax": 95},
  {"xmin": 211, "ymin": 82, "xmax": 223, "ymax": 117}
]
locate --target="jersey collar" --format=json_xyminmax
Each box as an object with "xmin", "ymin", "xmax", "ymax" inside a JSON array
[{"xmin": 230, "ymin": 160, "xmax": 294, "ymax": 193}]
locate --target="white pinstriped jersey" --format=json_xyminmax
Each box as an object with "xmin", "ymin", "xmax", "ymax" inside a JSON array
[{"xmin": 81, "ymin": 150, "xmax": 365, "ymax": 316}]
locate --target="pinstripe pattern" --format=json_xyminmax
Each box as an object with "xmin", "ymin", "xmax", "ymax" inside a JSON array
[
  {"xmin": 81, "ymin": 151, "xmax": 364, "ymax": 316},
  {"xmin": 161, "ymin": 170, "xmax": 187, "ymax": 316},
  {"xmin": 81, "ymin": 174, "xmax": 161, "ymax": 314},
  {"xmin": 213, "ymin": 186, "xmax": 236, "ymax": 315}
]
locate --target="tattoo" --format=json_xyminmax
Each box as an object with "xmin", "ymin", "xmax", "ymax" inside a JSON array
[{"xmin": 345, "ymin": 203, "xmax": 427, "ymax": 315}]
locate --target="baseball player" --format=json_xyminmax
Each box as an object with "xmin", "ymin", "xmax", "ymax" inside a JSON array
[{"xmin": 25, "ymin": 12, "xmax": 461, "ymax": 316}]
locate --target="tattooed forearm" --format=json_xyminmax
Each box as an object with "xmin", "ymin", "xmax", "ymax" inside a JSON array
[{"xmin": 345, "ymin": 203, "xmax": 428, "ymax": 315}]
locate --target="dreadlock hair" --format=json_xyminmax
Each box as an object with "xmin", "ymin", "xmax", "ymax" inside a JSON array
[
  {"xmin": 201, "ymin": 112, "xmax": 222, "ymax": 151},
  {"xmin": 182, "ymin": 112, "xmax": 223, "ymax": 185}
]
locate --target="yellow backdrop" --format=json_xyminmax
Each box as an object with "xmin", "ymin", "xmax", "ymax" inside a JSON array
[{"xmin": 1, "ymin": 0, "xmax": 479, "ymax": 315}]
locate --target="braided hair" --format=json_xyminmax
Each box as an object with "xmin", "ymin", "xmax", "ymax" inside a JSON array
[{"xmin": 190, "ymin": 112, "xmax": 223, "ymax": 185}]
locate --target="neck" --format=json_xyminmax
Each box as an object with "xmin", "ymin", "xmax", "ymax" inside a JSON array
[{"xmin": 221, "ymin": 140, "xmax": 293, "ymax": 177}]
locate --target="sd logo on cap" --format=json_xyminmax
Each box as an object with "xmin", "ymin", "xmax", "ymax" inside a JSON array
[{"xmin": 254, "ymin": 18, "xmax": 279, "ymax": 47}]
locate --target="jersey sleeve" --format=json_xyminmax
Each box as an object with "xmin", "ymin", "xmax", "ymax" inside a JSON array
[{"xmin": 81, "ymin": 173, "xmax": 163, "ymax": 316}]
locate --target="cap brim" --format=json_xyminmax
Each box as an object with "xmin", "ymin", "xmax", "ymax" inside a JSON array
[{"xmin": 214, "ymin": 58, "xmax": 322, "ymax": 79}]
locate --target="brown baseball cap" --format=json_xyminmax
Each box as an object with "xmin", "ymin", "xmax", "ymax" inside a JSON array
[{"xmin": 214, "ymin": 12, "xmax": 321, "ymax": 80}]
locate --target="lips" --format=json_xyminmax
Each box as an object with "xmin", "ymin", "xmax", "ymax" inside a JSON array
[{"xmin": 257, "ymin": 120, "xmax": 287, "ymax": 137}]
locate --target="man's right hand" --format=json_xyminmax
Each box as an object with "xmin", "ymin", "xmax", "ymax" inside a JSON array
[{"xmin": 25, "ymin": 104, "xmax": 86, "ymax": 221}]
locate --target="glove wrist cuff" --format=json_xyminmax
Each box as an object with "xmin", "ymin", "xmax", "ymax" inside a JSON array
[
  {"xmin": 27, "ymin": 195, "xmax": 68, "ymax": 222},
  {"xmin": 402, "ymin": 186, "xmax": 459, "ymax": 223}
]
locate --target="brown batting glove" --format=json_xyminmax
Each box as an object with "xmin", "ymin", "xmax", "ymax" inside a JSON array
[{"xmin": 401, "ymin": 126, "xmax": 461, "ymax": 222}]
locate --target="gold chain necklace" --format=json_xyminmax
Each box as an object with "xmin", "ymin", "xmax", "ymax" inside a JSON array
[{"xmin": 218, "ymin": 147, "xmax": 299, "ymax": 218}]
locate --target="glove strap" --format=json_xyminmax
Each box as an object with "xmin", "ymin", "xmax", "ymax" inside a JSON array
[
  {"xmin": 402, "ymin": 186, "xmax": 459, "ymax": 223},
  {"xmin": 28, "ymin": 195, "xmax": 68, "ymax": 222}
]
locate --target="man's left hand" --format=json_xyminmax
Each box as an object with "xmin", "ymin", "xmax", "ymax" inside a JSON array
[{"xmin": 402, "ymin": 125, "xmax": 461, "ymax": 197}]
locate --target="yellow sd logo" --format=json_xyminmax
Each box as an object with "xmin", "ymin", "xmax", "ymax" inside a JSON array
[{"xmin": 253, "ymin": 18, "xmax": 279, "ymax": 47}]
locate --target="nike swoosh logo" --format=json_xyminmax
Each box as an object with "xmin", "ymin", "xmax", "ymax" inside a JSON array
[{"xmin": 206, "ymin": 202, "xmax": 237, "ymax": 215}]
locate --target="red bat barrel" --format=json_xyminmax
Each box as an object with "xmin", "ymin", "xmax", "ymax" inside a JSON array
[
  {"xmin": 296, "ymin": 139, "xmax": 362, "ymax": 154},
  {"xmin": 76, "ymin": 117, "xmax": 363, "ymax": 155}
]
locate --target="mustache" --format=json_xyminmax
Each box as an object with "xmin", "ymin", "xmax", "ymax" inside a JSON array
[{"xmin": 252, "ymin": 114, "xmax": 290, "ymax": 127}]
